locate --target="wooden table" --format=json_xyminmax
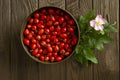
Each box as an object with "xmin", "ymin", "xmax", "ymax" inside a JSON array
[{"xmin": 0, "ymin": 0, "xmax": 119, "ymax": 80}]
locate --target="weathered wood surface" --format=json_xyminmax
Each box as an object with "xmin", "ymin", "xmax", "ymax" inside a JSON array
[{"xmin": 0, "ymin": 0, "xmax": 119, "ymax": 80}]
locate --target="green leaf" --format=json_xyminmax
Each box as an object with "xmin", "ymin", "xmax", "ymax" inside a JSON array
[
  {"xmin": 95, "ymin": 41, "xmax": 104, "ymax": 51},
  {"xmin": 75, "ymin": 45, "xmax": 82, "ymax": 54},
  {"xmin": 100, "ymin": 30, "xmax": 105, "ymax": 35},
  {"xmin": 100, "ymin": 35, "xmax": 112, "ymax": 44},
  {"xmin": 104, "ymin": 24, "xmax": 117, "ymax": 32},
  {"xmin": 83, "ymin": 48, "xmax": 98, "ymax": 64},
  {"xmin": 84, "ymin": 10, "xmax": 95, "ymax": 21}
]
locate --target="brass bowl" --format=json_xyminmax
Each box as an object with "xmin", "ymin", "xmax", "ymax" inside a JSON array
[{"xmin": 20, "ymin": 6, "xmax": 80, "ymax": 64}]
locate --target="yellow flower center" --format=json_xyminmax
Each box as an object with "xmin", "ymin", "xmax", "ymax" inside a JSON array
[{"xmin": 96, "ymin": 20, "xmax": 102, "ymax": 26}]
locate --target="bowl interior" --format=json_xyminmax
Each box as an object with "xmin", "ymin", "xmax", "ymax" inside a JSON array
[{"xmin": 21, "ymin": 6, "xmax": 80, "ymax": 64}]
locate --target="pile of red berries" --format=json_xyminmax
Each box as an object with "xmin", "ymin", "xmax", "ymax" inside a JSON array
[{"xmin": 23, "ymin": 7, "xmax": 78, "ymax": 62}]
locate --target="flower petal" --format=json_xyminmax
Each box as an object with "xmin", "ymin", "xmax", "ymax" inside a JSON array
[
  {"xmin": 90, "ymin": 20, "xmax": 95, "ymax": 27},
  {"xmin": 100, "ymin": 19, "xmax": 106, "ymax": 24},
  {"xmin": 99, "ymin": 25, "xmax": 104, "ymax": 31},
  {"xmin": 94, "ymin": 25, "xmax": 100, "ymax": 31},
  {"xmin": 95, "ymin": 15, "xmax": 103, "ymax": 21}
]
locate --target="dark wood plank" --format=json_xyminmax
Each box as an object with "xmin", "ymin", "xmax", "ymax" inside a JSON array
[
  {"xmin": 38, "ymin": 0, "xmax": 66, "ymax": 80},
  {"xmin": 0, "ymin": 0, "xmax": 11, "ymax": 80},
  {"xmin": 92, "ymin": 0, "xmax": 119, "ymax": 80},
  {"xmin": 65, "ymin": 0, "xmax": 94, "ymax": 80},
  {"xmin": 10, "ymin": 0, "xmax": 38, "ymax": 80}
]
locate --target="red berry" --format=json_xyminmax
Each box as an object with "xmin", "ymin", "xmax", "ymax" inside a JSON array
[
  {"xmin": 49, "ymin": 8, "xmax": 54, "ymax": 14},
  {"xmin": 36, "ymin": 35, "xmax": 41, "ymax": 40},
  {"xmin": 34, "ymin": 13, "xmax": 39, "ymax": 18},
  {"xmin": 53, "ymin": 38, "xmax": 58, "ymax": 43},
  {"xmin": 31, "ymin": 38, "xmax": 37, "ymax": 43},
  {"xmin": 29, "ymin": 18, "xmax": 34, "ymax": 24},
  {"xmin": 23, "ymin": 38, "xmax": 30, "ymax": 45},
  {"xmin": 47, "ymin": 53, "xmax": 52, "ymax": 57},
  {"xmin": 47, "ymin": 21, "xmax": 52, "ymax": 26},
  {"xmin": 54, "ymin": 21, "xmax": 59, "ymax": 26},
  {"xmin": 68, "ymin": 27, "xmax": 74, "ymax": 32},
  {"xmin": 47, "ymin": 46, "xmax": 53, "ymax": 53},
  {"xmin": 35, "ymin": 53, "xmax": 40, "ymax": 57},
  {"xmin": 30, "ymin": 43, "xmax": 37, "ymax": 49},
  {"xmin": 27, "ymin": 33, "xmax": 32, "ymax": 39},
  {"xmin": 23, "ymin": 29, "xmax": 29, "ymax": 35},
  {"xmin": 41, "ymin": 41, "xmax": 46, "ymax": 46},
  {"xmin": 37, "ymin": 24, "xmax": 44, "ymax": 29},
  {"xmin": 39, "ymin": 55, "xmax": 45, "ymax": 61},
  {"xmin": 53, "ymin": 52, "xmax": 58, "ymax": 57},
  {"xmin": 65, "ymin": 52, "xmax": 70, "ymax": 56},
  {"xmin": 55, "ymin": 56, "xmax": 62, "ymax": 62},
  {"xmin": 38, "ymin": 48, "xmax": 43, "ymax": 54},
  {"xmin": 32, "ymin": 25, "xmax": 37, "ymax": 30},
  {"xmin": 38, "ymin": 29, "xmax": 44, "ymax": 35},
  {"xmin": 27, "ymin": 24, "xmax": 32, "ymax": 29},
  {"xmin": 59, "ymin": 42, "xmax": 65, "ymax": 48},
  {"xmin": 61, "ymin": 33, "xmax": 67, "ymax": 38},
  {"xmin": 41, "ymin": 35, "xmax": 46, "ymax": 40},
  {"xmin": 50, "ymin": 26, "xmax": 54, "ymax": 31},
  {"xmin": 50, "ymin": 56, "xmax": 55, "ymax": 62},
  {"xmin": 54, "ymin": 45, "xmax": 59, "ymax": 52},
  {"xmin": 41, "ymin": 15, "xmax": 47, "ymax": 20},
  {"xmin": 56, "ymin": 26, "xmax": 61, "ymax": 31},
  {"xmin": 45, "ymin": 56, "xmax": 49, "ymax": 61},
  {"xmin": 60, "ymin": 49, "xmax": 65, "ymax": 54},
  {"xmin": 61, "ymin": 27, "xmax": 67, "ymax": 33},
  {"xmin": 32, "ymin": 48, "xmax": 38, "ymax": 55},
  {"xmin": 51, "ymin": 16, "xmax": 55, "ymax": 22},
  {"xmin": 46, "ymin": 39, "xmax": 50, "ymax": 43},
  {"xmin": 69, "ymin": 19, "xmax": 74, "ymax": 25},
  {"xmin": 34, "ymin": 18, "xmax": 39, "ymax": 23},
  {"xmin": 45, "ymin": 28, "xmax": 50, "ymax": 34},
  {"xmin": 36, "ymin": 43, "xmax": 41, "ymax": 48},
  {"xmin": 59, "ymin": 17, "xmax": 64, "ymax": 24}
]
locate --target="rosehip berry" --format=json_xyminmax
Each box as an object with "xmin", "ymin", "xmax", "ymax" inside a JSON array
[
  {"xmin": 41, "ymin": 41, "xmax": 46, "ymax": 46},
  {"xmin": 23, "ymin": 29, "xmax": 29, "ymax": 35},
  {"xmin": 47, "ymin": 46, "xmax": 53, "ymax": 53},
  {"xmin": 29, "ymin": 18, "xmax": 34, "ymax": 24},
  {"xmin": 50, "ymin": 56, "xmax": 55, "ymax": 62},
  {"xmin": 27, "ymin": 24, "xmax": 32, "ymax": 29},
  {"xmin": 32, "ymin": 25, "xmax": 37, "ymax": 30},
  {"xmin": 34, "ymin": 13, "xmax": 39, "ymax": 18},
  {"xmin": 38, "ymin": 48, "xmax": 43, "ymax": 54},
  {"xmin": 65, "ymin": 52, "xmax": 70, "ymax": 56},
  {"xmin": 55, "ymin": 56, "xmax": 62, "ymax": 62},
  {"xmin": 38, "ymin": 29, "xmax": 44, "ymax": 35},
  {"xmin": 23, "ymin": 38, "xmax": 30, "ymax": 45},
  {"xmin": 32, "ymin": 48, "xmax": 38, "ymax": 55},
  {"xmin": 39, "ymin": 55, "xmax": 45, "ymax": 61},
  {"xmin": 45, "ymin": 56, "xmax": 49, "ymax": 61},
  {"xmin": 30, "ymin": 43, "xmax": 37, "ymax": 49},
  {"xmin": 36, "ymin": 35, "xmax": 41, "ymax": 40},
  {"xmin": 31, "ymin": 38, "xmax": 37, "ymax": 43}
]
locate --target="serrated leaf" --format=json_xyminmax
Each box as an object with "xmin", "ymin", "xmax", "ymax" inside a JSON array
[
  {"xmin": 83, "ymin": 48, "xmax": 98, "ymax": 64},
  {"xmin": 100, "ymin": 35, "xmax": 112, "ymax": 44},
  {"xmin": 85, "ymin": 10, "xmax": 95, "ymax": 21},
  {"xmin": 75, "ymin": 45, "xmax": 82, "ymax": 54},
  {"xmin": 104, "ymin": 25, "xmax": 117, "ymax": 32},
  {"xmin": 100, "ymin": 30, "xmax": 105, "ymax": 35},
  {"xmin": 95, "ymin": 41, "xmax": 104, "ymax": 51}
]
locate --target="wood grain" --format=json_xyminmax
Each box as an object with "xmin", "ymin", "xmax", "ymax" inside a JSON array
[
  {"xmin": 0, "ymin": 0, "xmax": 11, "ymax": 80},
  {"xmin": 65, "ymin": 0, "xmax": 94, "ymax": 80},
  {"xmin": 92, "ymin": 0, "xmax": 119, "ymax": 80},
  {"xmin": 10, "ymin": 0, "xmax": 38, "ymax": 80},
  {"xmin": 0, "ymin": 0, "xmax": 119, "ymax": 80},
  {"xmin": 38, "ymin": 1, "xmax": 66, "ymax": 80}
]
